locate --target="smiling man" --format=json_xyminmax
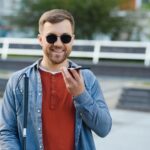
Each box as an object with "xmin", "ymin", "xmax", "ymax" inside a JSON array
[{"xmin": 0, "ymin": 9, "xmax": 112, "ymax": 150}]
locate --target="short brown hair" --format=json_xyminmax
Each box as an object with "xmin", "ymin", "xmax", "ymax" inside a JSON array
[{"xmin": 39, "ymin": 9, "xmax": 75, "ymax": 33}]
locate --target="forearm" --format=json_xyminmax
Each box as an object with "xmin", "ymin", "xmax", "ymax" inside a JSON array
[
  {"xmin": 0, "ymin": 107, "xmax": 21, "ymax": 150},
  {"xmin": 0, "ymin": 77, "xmax": 21, "ymax": 150},
  {"xmin": 74, "ymin": 90, "xmax": 112, "ymax": 137},
  {"xmin": 0, "ymin": 129, "xmax": 21, "ymax": 150}
]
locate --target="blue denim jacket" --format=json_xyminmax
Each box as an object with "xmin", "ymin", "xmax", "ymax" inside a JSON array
[{"xmin": 0, "ymin": 59, "xmax": 112, "ymax": 150}]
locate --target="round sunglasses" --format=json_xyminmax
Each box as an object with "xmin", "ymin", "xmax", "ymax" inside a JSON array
[{"xmin": 46, "ymin": 33, "xmax": 72, "ymax": 44}]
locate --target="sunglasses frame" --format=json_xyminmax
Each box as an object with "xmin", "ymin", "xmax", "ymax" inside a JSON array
[{"xmin": 46, "ymin": 33, "xmax": 73, "ymax": 44}]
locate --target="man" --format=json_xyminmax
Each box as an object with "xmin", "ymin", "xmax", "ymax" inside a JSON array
[{"xmin": 0, "ymin": 9, "xmax": 112, "ymax": 150}]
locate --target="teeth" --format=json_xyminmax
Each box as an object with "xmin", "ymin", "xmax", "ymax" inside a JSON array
[
  {"xmin": 52, "ymin": 49, "xmax": 64, "ymax": 53},
  {"xmin": 54, "ymin": 51, "xmax": 63, "ymax": 53}
]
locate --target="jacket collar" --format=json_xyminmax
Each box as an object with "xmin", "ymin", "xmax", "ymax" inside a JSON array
[{"xmin": 30, "ymin": 58, "xmax": 80, "ymax": 70}]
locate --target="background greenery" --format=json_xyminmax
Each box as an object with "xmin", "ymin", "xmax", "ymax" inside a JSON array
[{"xmin": 11, "ymin": 0, "xmax": 133, "ymax": 40}]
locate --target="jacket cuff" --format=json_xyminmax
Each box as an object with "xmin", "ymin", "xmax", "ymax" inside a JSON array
[{"xmin": 73, "ymin": 90, "xmax": 93, "ymax": 106}]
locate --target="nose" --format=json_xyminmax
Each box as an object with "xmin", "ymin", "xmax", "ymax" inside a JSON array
[{"xmin": 53, "ymin": 37, "xmax": 63, "ymax": 46}]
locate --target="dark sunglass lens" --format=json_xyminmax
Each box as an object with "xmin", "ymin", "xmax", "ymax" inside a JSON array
[
  {"xmin": 46, "ymin": 34, "xmax": 57, "ymax": 44},
  {"xmin": 61, "ymin": 34, "xmax": 72, "ymax": 43}
]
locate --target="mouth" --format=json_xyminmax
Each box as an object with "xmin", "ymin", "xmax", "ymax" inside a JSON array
[{"xmin": 51, "ymin": 48, "xmax": 65, "ymax": 53}]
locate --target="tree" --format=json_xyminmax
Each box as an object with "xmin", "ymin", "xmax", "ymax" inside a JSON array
[{"xmin": 12, "ymin": 0, "xmax": 130, "ymax": 39}]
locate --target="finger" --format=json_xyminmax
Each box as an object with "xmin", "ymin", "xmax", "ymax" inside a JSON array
[
  {"xmin": 61, "ymin": 67, "xmax": 75, "ymax": 83},
  {"xmin": 61, "ymin": 67, "xmax": 78, "ymax": 92},
  {"xmin": 69, "ymin": 69, "xmax": 81, "ymax": 81}
]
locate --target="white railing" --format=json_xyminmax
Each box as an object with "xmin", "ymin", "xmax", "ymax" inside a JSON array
[{"xmin": 0, "ymin": 37, "xmax": 150, "ymax": 66}]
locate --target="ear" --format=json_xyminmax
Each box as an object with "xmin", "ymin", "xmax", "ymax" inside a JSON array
[{"xmin": 37, "ymin": 34, "xmax": 43, "ymax": 47}]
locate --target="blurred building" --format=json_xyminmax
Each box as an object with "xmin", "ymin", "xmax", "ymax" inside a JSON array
[
  {"xmin": 120, "ymin": 0, "xmax": 150, "ymax": 10},
  {"xmin": 0, "ymin": 0, "xmax": 21, "ymax": 17},
  {"xmin": 120, "ymin": 0, "xmax": 142, "ymax": 10},
  {"xmin": 0, "ymin": 0, "xmax": 21, "ymax": 37},
  {"xmin": 0, "ymin": 0, "xmax": 34, "ymax": 37}
]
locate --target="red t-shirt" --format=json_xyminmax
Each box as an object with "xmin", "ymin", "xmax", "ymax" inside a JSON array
[{"xmin": 39, "ymin": 69, "xmax": 75, "ymax": 150}]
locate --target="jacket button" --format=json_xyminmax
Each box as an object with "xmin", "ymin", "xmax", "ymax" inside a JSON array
[
  {"xmin": 38, "ymin": 128, "xmax": 41, "ymax": 131},
  {"xmin": 40, "ymin": 145, "xmax": 43, "ymax": 149}
]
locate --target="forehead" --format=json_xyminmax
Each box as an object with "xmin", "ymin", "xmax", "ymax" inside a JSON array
[{"xmin": 42, "ymin": 20, "xmax": 73, "ymax": 35}]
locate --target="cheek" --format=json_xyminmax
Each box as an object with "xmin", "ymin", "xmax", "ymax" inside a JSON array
[
  {"xmin": 40, "ymin": 37, "xmax": 49, "ymax": 48},
  {"xmin": 66, "ymin": 44, "xmax": 73, "ymax": 52},
  {"xmin": 45, "ymin": 45, "xmax": 51, "ymax": 53},
  {"xmin": 41, "ymin": 40, "xmax": 50, "ymax": 50}
]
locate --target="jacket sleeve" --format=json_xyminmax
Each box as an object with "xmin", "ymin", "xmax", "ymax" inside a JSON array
[
  {"xmin": 0, "ymin": 78, "xmax": 21, "ymax": 150},
  {"xmin": 73, "ymin": 71, "xmax": 112, "ymax": 137}
]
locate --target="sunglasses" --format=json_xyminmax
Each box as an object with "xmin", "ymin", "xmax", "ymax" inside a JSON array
[{"xmin": 46, "ymin": 33, "xmax": 72, "ymax": 44}]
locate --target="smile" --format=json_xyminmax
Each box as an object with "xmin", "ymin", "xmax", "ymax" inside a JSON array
[{"xmin": 51, "ymin": 49, "xmax": 65, "ymax": 53}]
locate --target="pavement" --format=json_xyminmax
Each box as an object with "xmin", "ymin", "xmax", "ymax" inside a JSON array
[
  {"xmin": 0, "ymin": 76, "xmax": 150, "ymax": 150},
  {"xmin": 94, "ymin": 109, "xmax": 150, "ymax": 150}
]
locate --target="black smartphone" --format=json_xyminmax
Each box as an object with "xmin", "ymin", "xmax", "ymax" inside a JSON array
[
  {"xmin": 67, "ymin": 66, "xmax": 90, "ymax": 77},
  {"xmin": 68, "ymin": 66, "xmax": 90, "ymax": 70}
]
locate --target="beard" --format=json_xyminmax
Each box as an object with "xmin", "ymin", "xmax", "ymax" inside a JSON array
[{"xmin": 45, "ymin": 46, "xmax": 71, "ymax": 64}]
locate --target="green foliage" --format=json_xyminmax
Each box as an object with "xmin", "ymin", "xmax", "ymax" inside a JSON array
[
  {"xmin": 142, "ymin": 4, "xmax": 150, "ymax": 10},
  {"xmin": 12, "ymin": 0, "xmax": 130, "ymax": 39}
]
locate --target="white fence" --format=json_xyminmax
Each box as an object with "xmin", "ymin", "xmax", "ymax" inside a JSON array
[{"xmin": 0, "ymin": 37, "xmax": 150, "ymax": 66}]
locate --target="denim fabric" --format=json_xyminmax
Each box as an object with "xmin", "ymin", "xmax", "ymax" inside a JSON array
[{"xmin": 0, "ymin": 59, "xmax": 112, "ymax": 150}]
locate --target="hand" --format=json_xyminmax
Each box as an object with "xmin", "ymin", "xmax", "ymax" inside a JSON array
[{"xmin": 61, "ymin": 67, "xmax": 85, "ymax": 96}]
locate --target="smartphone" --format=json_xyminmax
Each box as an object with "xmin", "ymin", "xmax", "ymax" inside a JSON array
[
  {"xmin": 68, "ymin": 66, "xmax": 90, "ymax": 70},
  {"xmin": 67, "ymin": 66, "xmax": 90, "ymax": 77}
]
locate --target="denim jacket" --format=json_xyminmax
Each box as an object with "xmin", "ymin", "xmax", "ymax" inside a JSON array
[{"xmin": 0, "ymin": 59, "xmax": 112, "ymax": 150}]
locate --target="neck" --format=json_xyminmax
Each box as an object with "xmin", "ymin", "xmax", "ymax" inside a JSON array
[{"xmin": 40, "ymin": 59, "xmax": 68, "ymax": 72}]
